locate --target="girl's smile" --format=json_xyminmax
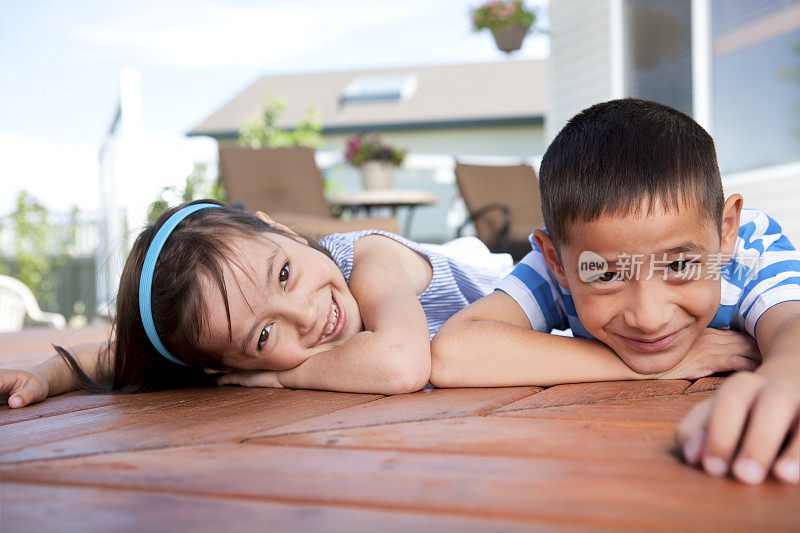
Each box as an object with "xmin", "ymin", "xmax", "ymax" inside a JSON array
[{"xmin": 200, "ymin": 231, "xmax": 363, "ymax": 372}]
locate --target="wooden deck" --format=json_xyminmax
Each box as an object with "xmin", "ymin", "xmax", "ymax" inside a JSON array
[{"xmin": 1, "ymin": 326, "xmax": 797, "ymax": 532}]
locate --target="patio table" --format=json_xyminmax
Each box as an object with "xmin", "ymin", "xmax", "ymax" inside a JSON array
[
  {"xmin": 1, "ymin": 326, "xmax": 797, "ymax": 532},
  {"xmin": 327, "ymin": 189, "xmax": 437, "ymax": 236}
]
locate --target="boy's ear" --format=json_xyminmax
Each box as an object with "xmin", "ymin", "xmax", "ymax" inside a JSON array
[
  {"xmin": 254, "ymin": 211, "xmax": 308, "ymax": 245},
  {"xmin": 533, "ymin": 229, "xmax": 569, "ymax": 288},
  {"xmin": 719, "ymin": 194, "xmax": 743, "ymax": 256}
]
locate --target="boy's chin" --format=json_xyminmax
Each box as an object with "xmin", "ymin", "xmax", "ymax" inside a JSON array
[{"xmin": 617, "ymin": 349, "xmax": 688, "ymax": 376}]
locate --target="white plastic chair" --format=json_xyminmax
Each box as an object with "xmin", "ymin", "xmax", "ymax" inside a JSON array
[{"xmin": 0, "ymin": 274, "xmax": 66, "ymax": 333}]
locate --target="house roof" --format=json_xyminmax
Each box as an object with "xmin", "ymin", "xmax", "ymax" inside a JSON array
[{"xmin": 188, "ymin": 59, "xmax": 547, "ymax": 138}]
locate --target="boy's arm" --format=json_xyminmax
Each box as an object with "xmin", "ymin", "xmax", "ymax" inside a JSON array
[
  {"xmin": 219, "ymin": 236, "xmax": 432, "ymax": 395},
  {"xmin": 430, "ymin": 291, "xmax": 759, "ymax": 388},
  {"xmin": 676, "ymin": 301, "xmax": 800, "ymax": 485},
  {"xmin": 431, "ymin": 290, "xmax": 653, "ymax": 387}
]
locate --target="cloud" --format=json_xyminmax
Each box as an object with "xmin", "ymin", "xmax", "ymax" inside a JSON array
[
  {"xmin": 0, "ymin": 133, "xmax": 99, "ymax": 214},
  {"xmin": 70, "ymin": 0, "xmax": 427, "ymax": 68}
]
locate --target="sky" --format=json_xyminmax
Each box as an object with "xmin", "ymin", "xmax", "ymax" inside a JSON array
[{"xmin": 0, "ymin": 0, "xmax": 549, "ymax": 220}]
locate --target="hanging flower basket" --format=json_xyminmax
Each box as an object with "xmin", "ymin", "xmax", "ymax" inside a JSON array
[
  {"xmin": 491, "ymin": 22, "xmax": 532, "ymax": 53},
  {"xmin": 471, "ymin": 1, "xmax": 537, "ymax": 54}
]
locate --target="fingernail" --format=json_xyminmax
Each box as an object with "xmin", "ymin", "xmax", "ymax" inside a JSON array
[
  {"xmin": 703, "ymin": 456, "xmax": 728, "ymax": 477},
  {"xmin": 683, "ymin": 437, "xmax": 700, "ymax": 463},
  {"xmin": 733, "ymin": 459, "xmax": 765, "ymax": 485},
  {"xmin": 775, "ymin": 459, "xmax": 800, "ymax": 484},
  {"xmin": 9, "ymin": 396, "xmax": 22, "ymax": 408}
]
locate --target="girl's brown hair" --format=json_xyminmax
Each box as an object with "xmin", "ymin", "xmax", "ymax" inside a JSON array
[{"xmin": 56, "ymin": 200, "xmax": 330, "ymax": 393}]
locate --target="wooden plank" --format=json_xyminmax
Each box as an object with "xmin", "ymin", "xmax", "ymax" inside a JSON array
[
  {"xmin": 0, "ymin": 387, "xmax": 381, "ymax": 463},
  {"xmin": 250, "ymin": 415, "xmax": 680, "ymax": 464},
  {"xmin": 495, "ymin": 393, "xmax": 713, "ymax": 423},
  {"xmin": 1, "ymin": 482, "xmax": 547, "ymax": 533},
  {"xmin": 495, "ymin": 380, "xmax": 691, "ymax": 412},
  {"xmin": 254, "ymin": 386, "xmax": 541, "ymax": 438},
  {"xmin": 0, "ymin": 392, "xmax": 124, "ymax": 426},
  {"xmin": 3, "ymin": 444, "xmax": 796, "ymax": 531},
  {"xmin": 0, "ymin": 325, "xmax": 110, "ymax": 367},
  {"xmin": 685, "ymin": 376, "xmax": 726, "ymax": 394}
]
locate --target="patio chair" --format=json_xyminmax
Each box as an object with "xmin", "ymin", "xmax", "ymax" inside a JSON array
[
  {"xmin": 454, "ymin": 161, "xmax": 544, "ymax": 260},
  {"xmin": 218, "ymin": 146, "xmax": 399, "ymax": 238},
  {"xmin": 0, "ymin": 275, "xmax": 66, "ymax": 333}
]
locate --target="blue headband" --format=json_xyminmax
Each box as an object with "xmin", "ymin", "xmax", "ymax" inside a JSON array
[{"xmin": 138, "ymin": 203, "xmax": 221, "ymax": 366}]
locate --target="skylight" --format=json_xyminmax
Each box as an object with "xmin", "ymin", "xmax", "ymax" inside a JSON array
[{"xmin": 341, "ymin": 74, "xmax": 418, "ymax": 104}]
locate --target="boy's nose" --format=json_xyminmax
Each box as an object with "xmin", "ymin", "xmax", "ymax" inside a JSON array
[{"xmin": 623, "ymin": 286, "xmax": 673, "ymax": 334}]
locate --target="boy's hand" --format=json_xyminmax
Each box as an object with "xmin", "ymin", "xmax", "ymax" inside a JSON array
[
  {"xmin": 0, "ymin": 368, "xmax": 50, "ymax": 408},
  {"xmin": 215, "ymin": 370, "xmax": 284, "ymax": 389},
  {"xmin": 655, "ymin": 328, "xmax": 760, "ymax": 380},
  {"xmin": 676, "ymin": 371, "xmax": 800, "ymax": 485}
]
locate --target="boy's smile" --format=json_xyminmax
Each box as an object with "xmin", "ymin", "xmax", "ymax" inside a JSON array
[{"xmin": 537, "ymin": 195, "xmax": 742, "ymax": 375}]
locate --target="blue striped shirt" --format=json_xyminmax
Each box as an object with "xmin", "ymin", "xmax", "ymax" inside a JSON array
[
  {"xmin": 320, "ymin": 231, "xmax": 513, "ymax": 338},
  {"xmin": 497, "ymin": 209, "xmax": 800, "ymax": 339}
]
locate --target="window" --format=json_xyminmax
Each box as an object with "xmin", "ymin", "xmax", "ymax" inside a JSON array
[{"xmin": 341, "ymin": 75, "xmax": 418, "ymax": 105}]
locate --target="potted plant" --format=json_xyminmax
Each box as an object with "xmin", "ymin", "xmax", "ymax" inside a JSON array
[
  {"xmin": 345, "ymin": 134, "xmax": 406, "ymax": 190},
  {"xmin": 471, "ymin": 0, "xmax": 537, "ymax": 54}
]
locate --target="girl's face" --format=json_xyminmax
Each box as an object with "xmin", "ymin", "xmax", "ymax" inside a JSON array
[{"xmin": 199, "ymin": 230, "xmax": 363, "ymax": 371}]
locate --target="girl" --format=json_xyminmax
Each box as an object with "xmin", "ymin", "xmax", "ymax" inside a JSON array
[{"xmin": 1, "ymin": 199, "xmax": 512, "ymax": 406}]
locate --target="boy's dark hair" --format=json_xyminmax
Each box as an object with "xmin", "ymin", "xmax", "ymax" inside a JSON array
[{"xmin": 539, "ymin": 98, "xmax": 724, "ymax": 247}]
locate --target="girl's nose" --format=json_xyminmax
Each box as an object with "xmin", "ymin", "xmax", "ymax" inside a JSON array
[{"xmin": 285, "ymin": 293, "xmax": 317, "ymax": 336}]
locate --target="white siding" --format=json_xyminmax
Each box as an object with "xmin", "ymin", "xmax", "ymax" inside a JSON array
[
  {"xmin": 723, "ymin": 163, "xmax": 800, "ymax": 246},
  {"xmin": 547, "ymin": 0, "xmax": 614, "ymax": 142}
]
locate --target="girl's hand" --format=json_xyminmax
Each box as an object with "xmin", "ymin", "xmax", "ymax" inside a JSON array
[
  {"xmin": 654, "ymin": 328, "xmax": 760, "ymax": 380},
  {"xmin": 675, "ymin": 371, "xmax": 800, "ymax": 485},
  {"xmin": 216, "ymin": 370, "xmax": 284, "ymax": 389},
  {"xmin": 0, "ymin": 368, "xmax": 50, "ymax": 408}
]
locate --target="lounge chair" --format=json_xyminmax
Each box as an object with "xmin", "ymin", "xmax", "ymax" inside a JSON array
[
  {"xmin": 0, "ymin": 275, "xmax": 66, "ymax": 332},
  {"xmin": 454, "ymin": 162, "xmax": 544, "ymax": 261},
  {"xmin": 218, "ymin": 146, "xmax": 399, "ymax": 238}
]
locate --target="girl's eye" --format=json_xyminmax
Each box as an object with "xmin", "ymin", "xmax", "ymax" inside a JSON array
[
  {"xmin": 257, "ymin": 324, "xmax": 272, "ymax": 351},
  {"xmin": 279, "ymin": 262, "xmax": 289, "ymax": 289}
]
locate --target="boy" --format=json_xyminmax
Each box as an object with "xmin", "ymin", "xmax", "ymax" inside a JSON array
[{"xmin": 431, "ymin": 99, "xmax": 800, "ymax": 485}]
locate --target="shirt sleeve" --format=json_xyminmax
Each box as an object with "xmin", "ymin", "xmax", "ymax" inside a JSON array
[
  {"xmin": 496, "ymin": 246, "xmax": 569, "ymax": 332},
  {"xmin": 735, "ymin": 212, "xmax": 800, "ymax": 336}
]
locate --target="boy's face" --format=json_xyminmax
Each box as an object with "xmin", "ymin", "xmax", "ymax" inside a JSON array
[{"xmin": 537, "ymin": 195, "xmax": 742, "ymax": 375}]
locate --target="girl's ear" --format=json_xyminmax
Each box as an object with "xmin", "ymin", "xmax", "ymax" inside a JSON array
[
  {"xmin": 254, "ymin": 211, "xmax": 308, "ymax": 245},
  {"xmin": 533, "ymin": 229, "xmax": 569, "ymax": 288},
  {"xmin": 720, "ymin": 194, "xmax": 743, "ymax": 256}
]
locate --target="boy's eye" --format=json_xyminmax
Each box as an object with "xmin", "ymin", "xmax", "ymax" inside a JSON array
[
  {"xmin": 596, "ymin": 271, "xmax": 618, "ymax": 282},
  {"xmin": 257, "ymin": 324, "xmax": 272, "ymax": 351},
  {"xmin": 279, "ymin": 262, "xmax": 289, "ymax": 288},
  {"xmin": 669, "ymin": 260, "xmax": 692, "ymax": 272}
]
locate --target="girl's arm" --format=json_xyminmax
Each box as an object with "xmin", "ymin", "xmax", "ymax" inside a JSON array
[
  {"xmin": 1, "ymin": 342, "xmax": 109, "ymax": 408},
  {"xmin": 223, "ymin": 235, "xmax": 433, "ymax": 395},
  {"xmin": 430, "ymin": 290, "xmax": 759, "ymax": 387}
]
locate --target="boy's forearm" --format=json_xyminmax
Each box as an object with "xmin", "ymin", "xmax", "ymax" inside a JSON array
[
  {"xmin": 278, "ymin": 332, "xmax": 430, "ymax": 394},
  {"xmin": 756, "ymin": 314, "xmax": 800, "ymax": 383},
  {"xmin": 31, "ymin": 342, "xmax": 108, "ymax": 396},
  {"xmin": 431, "ymin": 318, "xmax": 644, "ymax": 387}
]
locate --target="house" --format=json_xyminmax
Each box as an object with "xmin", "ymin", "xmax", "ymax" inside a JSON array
[
  {"xmin": 547, "ymin": 0, "xmax": 800, "ymax": 242},
  {"xmin": 187, "ymin": 60, "xmax": 548, "ymax": 243},
  {"xmin": 189, "ymin": 59, "xmax": 547, "ymax": 158}
]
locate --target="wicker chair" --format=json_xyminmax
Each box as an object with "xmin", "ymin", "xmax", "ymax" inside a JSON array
[
  {"xmin": 454, "ymin": 162, "xmax": 544, "ymax": 261},
  {"xmin": 218, "ymin": 146, "xmax": 399, "ymax": 238}
]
